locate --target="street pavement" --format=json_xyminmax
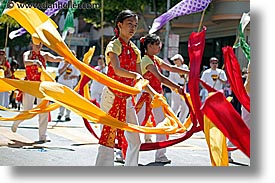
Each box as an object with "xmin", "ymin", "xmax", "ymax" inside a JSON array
[{"xmin": 0, "ymin": 107, "xmax": 250, "ymax": 166}]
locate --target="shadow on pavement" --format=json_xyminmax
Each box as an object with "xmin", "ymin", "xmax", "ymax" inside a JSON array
[
  {"xmin": 139, "ymin": 162, "xmax": 171, "ymax": 166},
  {"xmin": 8, "ymin": 139, "xmax": 75, "ymax": 151},
  {"xmin": 8, "ymin": 139, "xmax": 35, "ymax": 148},
  {"xmin": 229, "ymin": 161, "xmax": 249, "ymax": 166},
  {"xmin": 71, "ymin": 142, "xmax": 98, "ymax": 146}
]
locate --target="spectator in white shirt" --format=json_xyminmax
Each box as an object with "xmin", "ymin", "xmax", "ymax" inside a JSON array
[
  {"xmin": 56, "ymin": 50, "xmax": 80, "ymax": 121},
  {"xmin": 169, "ymin": 53, "xmax": 189, "ymax": 123},
  {"xmin": 90, "ymin": 55, "xmax": 108, "ymax": 104}
]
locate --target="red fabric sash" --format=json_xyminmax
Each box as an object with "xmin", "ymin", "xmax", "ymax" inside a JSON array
[
  {"xmin": 135, "ymin": 92, "xmax": 156, "ymax": 127},
  {"xmin": 222, "ymin": 46, "xmax": 250, "ymax": 112},
  {"xmin": 201, "ymin": 92, "xmax": 250, "ymax": 157},
  {"xmin": 25, "ymin": 51, "xmax": 46, "ymax": 81},
  {"xmin": 187, "ymin": 27, "xmax": 206, "ymax": 129},
  {"xmin": 78, "ymin": 70, "xmax": 102, "ymax": 140}
]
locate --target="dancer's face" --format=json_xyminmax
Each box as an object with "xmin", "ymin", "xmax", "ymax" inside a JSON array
[{"xmin": 118, "ymin": 16, "xmax": 138, "ymax": 40}]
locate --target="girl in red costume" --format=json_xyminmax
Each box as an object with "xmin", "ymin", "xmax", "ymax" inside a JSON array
[
  {"xmin": 137, "ymin": 34, "xmax": 189, "ymax": 163},
  {"xmin": 95, "ymin": 10, "xmax": 151, "ymax": 166}
]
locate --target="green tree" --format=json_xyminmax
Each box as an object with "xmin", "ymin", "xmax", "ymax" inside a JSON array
[{"xmin": 75, "ymin": 0, "xmax": 181, "ymax": 31}]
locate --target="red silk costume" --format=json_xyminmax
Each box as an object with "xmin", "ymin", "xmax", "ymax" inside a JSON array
[
  {"xmin": 25, "ymin": 51, "xmax": 46, "ymax": 81},
  {"xmin": 135, "ymin": 55, "xmax": 162, "ymax": 126},
  {"xmin": 98, "ymin": 37, "xmax": 138, "ymax": 157}
]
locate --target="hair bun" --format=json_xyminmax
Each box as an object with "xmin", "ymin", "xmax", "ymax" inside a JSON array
[{"xmin": 140, "ymin": 36, "xmax": 145, "ymax": 44}]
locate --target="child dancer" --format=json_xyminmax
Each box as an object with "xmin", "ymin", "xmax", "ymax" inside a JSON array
[
  {"xmin": 137, "ymin": 34, "xmax": 189, "ymax": 163},
  {"xmin": 95, "ymin": 10, "xmax": 145, "ymax": 166}
]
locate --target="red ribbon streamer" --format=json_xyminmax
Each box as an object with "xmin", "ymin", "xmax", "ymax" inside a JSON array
[
  {"xmin": 201, "ymin": 92, "xmax": 250, "ymax": 157},
  {"xmin": 187, "ymin": 26, "xmax": 207, "ymax": 129},
  {"xmin": 222, "ymin": 46, "xmax": 250, "ymax": 112}
]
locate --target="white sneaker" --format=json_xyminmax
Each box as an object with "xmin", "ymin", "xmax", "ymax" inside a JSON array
[
  {"xmin": 11, "ymin": 121, "xmax": 22, "ymax": 132},
  {"xmin": 35, "ymin": 139, "xmax": 51, "ymax": 144},
  {"xmin": 115, "ymin": 150, "xmax": 124, "ymax": 163},
  {"xmin": 228, "ymin": 156, "xmax": 234, "ymax": 163},
  {"xmin": 145, "ymin": 138, "xmax": 153, "ymax": 143},
  {"xmin": 155, "ymin": 156, "xmax": 171, "ymax": 164}
]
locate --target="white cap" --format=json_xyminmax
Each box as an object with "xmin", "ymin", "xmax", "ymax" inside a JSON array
[{"xmin": 171, "ymin": 54, "xmax": 183, "ymax": 62}]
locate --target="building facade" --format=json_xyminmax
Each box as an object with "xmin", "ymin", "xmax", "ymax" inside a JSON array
[
  {"xmin": 137, "ymin": 0, "xmax": 250, "ymax": 69},
  {"xmin": 54, "ymin": 0, "xmax": 250, "ymax": 70}
]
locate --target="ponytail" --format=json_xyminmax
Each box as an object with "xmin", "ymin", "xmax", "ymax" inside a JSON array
[
  {"xmin": 139, "ymin": 34, "xmax": 161, "ymax": 57},
  {"xmin": 111, "ymin": 27, "xmax": 119, "ymax": 41},
  {"xmin": 140, "ymin": 36, "xmax": 146, "ymax": 57}
]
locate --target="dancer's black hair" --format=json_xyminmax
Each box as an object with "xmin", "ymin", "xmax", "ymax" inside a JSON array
[
  {"xmin": 111, "ymin": 10, "xmax": 138, "ymax": 41},
  {"xmin": 139, "ymin": 34, "xmax": 161, "ymax": 57}
]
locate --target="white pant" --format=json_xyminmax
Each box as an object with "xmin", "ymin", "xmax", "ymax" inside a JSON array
[
  {"xmin": 241, "ymin": 106, "xmax": 250, "ymax": 128},
  {"xmin": 95, "ymin": 87, "xmax": 141, "ymax": 166},
  {"xmin": 90, "ymin": 91, "xmax": 102, "ymax": 104},
  {"xmin": 171, "ymin": 91, "xmax": 189, "ymax": 123},
  {"xmin": 58, "ymin": 106, "xmax": 71, "ymax": 118},
  {"xmin": 90, "ymin": 81, "xmax": 104, "ymax": 104},
  {"xmin": 0, "ymin": 91, "xmax": 9, "ymax": 108},
  {"xmin": 14, "ymin": 92, "xmax": 49, "ymax": 141},
  {"xmin": 137, "ymin": 92, "xmax": 167, "ymax": 161}
]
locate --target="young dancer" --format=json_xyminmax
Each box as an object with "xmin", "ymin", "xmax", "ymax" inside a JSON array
[
  {"xmin": 137, "ymin": 34, "xmax": 189, "ymax": 163},
  {"xmin": 95, "ymin": 10, "xmax": 148, "ymax": 166},
  {"xmin": 11, "ymin": 39, "xmax": 64, "ymax": 143}
]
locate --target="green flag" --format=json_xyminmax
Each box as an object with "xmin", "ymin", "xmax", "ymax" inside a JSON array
[
  {"xmin": 234, "ymin": 12, "xmax": 250, "ymax": 62},
  {"xmin": 62, "ymin": 0, "xmax": 83, "ymax": 40},
  {"xmin": 0, "ymin": 0, "xmax": 8, "ymax": 16},
  {"xmin": 62, "ymin": 8, "xmax": 75, "ymax": 39}
]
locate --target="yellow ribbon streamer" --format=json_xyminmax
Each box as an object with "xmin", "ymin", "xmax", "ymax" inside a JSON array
[
  {"xmin": 0, "ymin": 78, "xmax": 180, "ymax": 134},
  {"xmin": 203, "ymin": 94, "xmax": 233, "ymax": 166},
  {"xmin": 204, "ymin": 115, "xmax": 229, "ymax": 166}
]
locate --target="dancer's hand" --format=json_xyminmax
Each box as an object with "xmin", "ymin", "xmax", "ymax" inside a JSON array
[
  {"xmin": 134, "ymin": 73, "xmax": 143, "ymax": 81},
  {"xmin": 178, "ymin": 86, "xmax": 185, "ymax": 95},
  {"xmin": 33, "ymin": 60, "xmax": 42, "ymax": 68}
]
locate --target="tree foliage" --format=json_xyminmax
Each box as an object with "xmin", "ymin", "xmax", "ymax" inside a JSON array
[
  {"xmin": 0, "ymin": 0, "xmax": 201, "ymax": 52},
  {"xmin": 75, "ymin": 0, "xmax": 181, "ymax": 28}
]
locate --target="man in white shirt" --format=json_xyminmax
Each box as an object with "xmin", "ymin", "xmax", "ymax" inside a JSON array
[
  {"xmin": 201, "ymin": 56, "xmax": 231, "ymax": 161},
  {"xmin": 56, "ymin": 50, "xmax": 80, "ymax": 121},
  {"xmin": 201, "ymin": 57, "xmax": 227, "ymax": 92},
  {"xmin": 169, "ymin": 53, "xmax": 189, "ymax": 123}
]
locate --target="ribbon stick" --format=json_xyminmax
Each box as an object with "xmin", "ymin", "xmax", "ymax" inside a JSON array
[{"xmin": 149, "ymin": 0, "xmax": 212, "ymax": 34}]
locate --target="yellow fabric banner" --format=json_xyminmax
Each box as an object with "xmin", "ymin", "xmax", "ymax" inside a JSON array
[{"xmin": 204, "ymin": 115, "xmax": 229, "ymax": 166}]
